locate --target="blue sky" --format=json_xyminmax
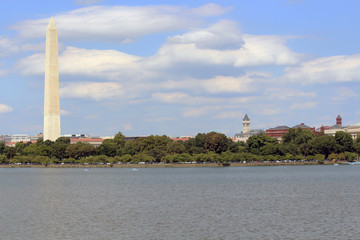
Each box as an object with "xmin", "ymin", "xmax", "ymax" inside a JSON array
[{"xmin": 0, "ymin": 0, "xmax": 359, "ymax": 137}]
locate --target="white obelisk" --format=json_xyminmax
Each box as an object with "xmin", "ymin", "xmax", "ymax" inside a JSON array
[{"xmin": 44, "ymin": 17, "xmax": 60, "ymax": 141}]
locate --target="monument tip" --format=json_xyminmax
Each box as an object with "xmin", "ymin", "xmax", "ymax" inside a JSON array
[{"xmin": 47, "ymin": 17, "xmax": 57, "ymax": 29}]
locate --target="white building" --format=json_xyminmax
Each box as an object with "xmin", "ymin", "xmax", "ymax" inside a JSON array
[
  {"xmin": 10, "ymin": 134, "xmax": 31, "ymax": 143},
  {"xmin": 234, "ymin": 114, "xmax": 264, "ymax": 142},
  {"xmin": 324, "ymin": 115, "xmax": 360, "ymax": 139}
]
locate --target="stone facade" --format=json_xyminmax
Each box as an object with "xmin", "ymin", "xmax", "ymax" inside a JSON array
[{"xmin": 44, "ymin": 17, "xmax": 60, "ymax": 141}]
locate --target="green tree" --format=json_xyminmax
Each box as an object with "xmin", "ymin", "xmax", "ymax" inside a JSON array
[
  {"xmin": 354, "ymin": 142, "xmax": 360, "ymax": 154},
  {"xmin": 228, "ymin": 141, "xmax": 247, "ymax": 153},
  {"xmin": 120, "ymin": 141, "xmax": 137, "ymax": 156},
  {"xmin": 4, "ymin": 146, "xmax": 16, "ymax": 159},
  {"xmin": 246, "ymin": 134, "xmax": 278, "ymax": 155},
  {"xmin": 314, "ymin": 154, "xmax": 325, "ymax": 164},
  {"xmin": 305, "ymin": 135, "xmax": 337, "ymax": 158},
  {"xmin": 97, "ymin": 139, "xmax": 117, "ymax": 157},
  {"xmin": 119, "ymin": 154, "xmax": 132, "ymax": 163},
  {"xmin": 335, "ymin": 131, "xmax": 353, "ymax": 153},
  {"xmin": 55, "ymin": 137, "xmax": 71, "ymax": 145},
  {"xmin": 260, "ymin": 143, "xmax": 281, "ymax": 156},
  {"xmin": 279, "ymin": 143, "xmax": 301, "ymax": 156},
  {"xmin": 0, "ymin": 154, "xmax": 8, "ymax": 164},
  {"xmin": 166, "ymin": 141, "xmax": 186, "ymax": 154},
  {"xmin": 204, "ymin": 132, "xmax": 230, "ymax": 154},
  {"xmin": 43, "ymin": 139, "xmax": 54, "ymax": 147},
  {"xmin": 328, "ymin": 153, "xmax": 338, "ymax": 161},
  {"xmin": 184, "ymin": 133, "xmax": 207, "ymax": 154},
  {"xmin": 113, "ymin": 132, "xmax": 126, "ymax": 148},
  {"xmin": 66, "ymin": 142, "xmax": 96, "ymax": 159},
  {"xmin": 51, "ymin": 141, "xmax": 69, "ymax": 159},
  {"xmin": 141, "ymin": 135, "xmax": 172, "ymax": 152},
  {"xmin": 344, "ymin": 152, "xmax": 358, "ymax": 162},
  {"xmin": 146, "ymin": 148, "xmax": 167, "ymax": 162},
  {"xmin": 283, "ymin": 128, "xmax": 315, "ymax": 145},
  {"xmin": 33, "ymin": 156, "xmax": 51, "ymax": 166},
  {"xmin": 62, "ymin": 157, "xmax": 76, "ymax": 164},
  {"xmin": 23, "ymin": 144, "xmax": 52, "ymax": 157},
  {"xmin": 0, "ymin": 142, "xmax": 5, "ymax": 154},
  {"xmin": 15, "ymin": 142, "xmax": 29, "ymax": 155}
]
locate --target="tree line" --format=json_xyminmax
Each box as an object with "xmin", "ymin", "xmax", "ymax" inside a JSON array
[{"xmin": 1, "ymin": 129, "xmax": 360, "ymax": 165}]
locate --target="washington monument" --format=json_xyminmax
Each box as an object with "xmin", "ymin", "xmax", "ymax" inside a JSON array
[{"xmin": 44, "ymin": 17, "xmax": 60, "ymax": 141}]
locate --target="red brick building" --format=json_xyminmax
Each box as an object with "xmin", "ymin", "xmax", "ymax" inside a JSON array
[{"xmin": 266, "ymin": 123, "xmax": 316, "ymax": 140}]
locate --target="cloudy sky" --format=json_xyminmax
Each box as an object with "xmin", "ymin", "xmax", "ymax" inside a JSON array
[{"xmin": 0, "ymin": 0, "xmax": 359, "ymax": 137}]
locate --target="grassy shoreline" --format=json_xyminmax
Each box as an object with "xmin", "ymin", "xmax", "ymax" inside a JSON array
[{"xmin": 0, "ymin": 161, "xmax": 343, "ymax": 168}]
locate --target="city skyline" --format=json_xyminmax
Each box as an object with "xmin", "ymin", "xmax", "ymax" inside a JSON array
[{"xmin": 0, "ymin": 0, "xmax": 359, "ymax": 137}]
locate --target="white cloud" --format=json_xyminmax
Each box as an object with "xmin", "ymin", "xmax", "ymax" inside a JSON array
[
  {"xmin": 145, "ymin": 117, "xmax": 176, "ymax": 123},
  {"xmin": 257, "ymin": 107, "xmax": 282, "ymax": 115},
  {"xmin": 20, "ymin": 42, "xmax": 45, "ymax": 52},
  {"xmin": 11, "ymin": 4, "xmax": 229, "ymax": 42},
  {"xmin": 265, "ymin": 88, "xmax": 317, "ymax": 100},
  {"xmin": 200, "ymin": 74, "xmax": 260, "ymax": 93},
  {"xmin": 161, "ymin": 72, "xmax": 268, "ymax": 94},
  {"xmin": 168, "ymin": 20, "xmax": 243, "ymax": 50},
  {"xmin": 0, "ymin": 104, "xmax": 13, "ymax": 114},
  {"xmin": 331, "ymin": 87, "xmax": 358, "ymax": 101},
  {"xmin": 18, "ymin": 46, "xmax": 145, "ymax": 80},
  {"xmin": 17, "ymin": 53, "xmax": 43, "ymax": 75},
  {"xmin": 181, "ymin": 104, "xmax": 243, "ymax": 118},
  {"xmin": 152, "ymin": 92, "xmax": 221, "ymax": 105},
  {"xmin": 214, "ymin": 111, "xmax": 243, "ymax": 119},
  {"xmin": 152, "ymin": 92, "xmax": 193, "ymax": 104},
  {"xmin": 290, "ymin": 102, "xmax": 318, "ymax": 110},
  {"xmin": 60, "ymin": 82, "xmax": 124, "ymax": 100},
  {"xmin": 146, "ymin": 27, "xmax": 301, "ymax": 70},
  {"xmin": 182, "ymin": 105, "xmax": 225, "ymax": 118},
  {"xmin": 189, "ymin": 4, "xmax": 232, "ymax": 17},
  {"xmin": 0, "ymin": 68, "xmax": 7, "ymax": 77},
  {"xmin": 17, "ymin": 20, "xmax": 300, "ymax": 87},
  {"xmin": 60, "ymin": 109, "xmax": 71, "ymax": 115},
  {"xmin": 234, "ymin": 35, "xmax": 302, "ymax": 66},
  {"xmin": 123, "ymin": 123, "xmax": 133, "ymax": 131},
  {"xmin": 0, "ymin": 36, "xmax": 20, "ymax": 57},
  {"xmin": 75, "ymin": 0, "xmax": 103, "ymax": 5},
  {"xmin": 85, "ymin": 114, "xmax": 100, "ymax": 119},
  {"xmin": 284, "ymin": 54, "xmax": 360, "ymax": 84},
  {"xmin": 60, "ymin": 47, "xmax": 143, "ymax": 80},
  {"xmin": 152, "ymin": 92, "xmax": 253, "ymax": 105}
]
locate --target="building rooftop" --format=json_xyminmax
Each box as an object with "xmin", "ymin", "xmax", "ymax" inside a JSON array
[
  {"xmin": 292, "ymin": 123, "xmax": 312, "ymax": 129},
  {"xmin": 243, "ymin": 114, "xmax": 250, "ymax": 121},
  {"xmin": 329, "ymin": 124, "xmax": 344, "ymax": 129},
  {"xmin": 268, "ymin": 126, "xmax": 290, "ymax": 130}
]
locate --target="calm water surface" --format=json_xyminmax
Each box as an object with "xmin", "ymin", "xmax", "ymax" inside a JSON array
[{"xmin": 1, "ymin": 165, "xmax": 360, "ymax": 240}]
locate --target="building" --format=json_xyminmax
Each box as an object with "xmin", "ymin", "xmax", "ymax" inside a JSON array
[
  {"xmin": 242, "ymin": 114, "xmax": 251, "ymax": 134},
  {"xmin": 62, "ymin": 134, "xmax": 90, "ymax": 139},
  {"xmin": 323, "ymin": 114, "xmax": 345, "ymax": 136},
  {"xmin": 324, "ymin": 115, "xmax": 360, "ymax": 139},
  {"xmin": 10, "ymin": 134, "xmax": 31, "ymax": 142},
  {"xmin": 70, "ymin": 138, "xmax": 104, "ymax": 147},
  {"xmin": 234, "ymin": 114, "xmax": 264, "ymax": 142},
  {"xmin": 265, "ymin": 126, "xmax": 290, "ymax": 140},
  {"xmin": 266, "ymin": 123, "xmax": 316, "ymax": 141}
]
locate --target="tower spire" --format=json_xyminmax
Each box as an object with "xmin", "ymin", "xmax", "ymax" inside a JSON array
[{"xmin": 242, "ymin": 113, "xmax": 251, "ymax": 134}]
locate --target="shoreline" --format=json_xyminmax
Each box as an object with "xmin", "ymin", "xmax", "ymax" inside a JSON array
[{"xmin": 0, "ymin": 161, "xmax": 344, "ymax": 168}]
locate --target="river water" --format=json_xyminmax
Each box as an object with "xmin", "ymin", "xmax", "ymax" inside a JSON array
[{"xmin": 1, "ymin": 165, "xmax": 360, "ymax": 240}]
